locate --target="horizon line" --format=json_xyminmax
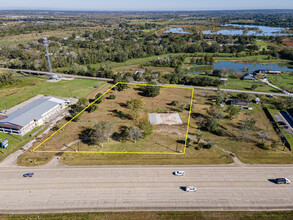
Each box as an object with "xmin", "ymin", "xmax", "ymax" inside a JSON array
[{"xmin": 0, "ymin": 9, "xmax": 293, "ymax": 12}]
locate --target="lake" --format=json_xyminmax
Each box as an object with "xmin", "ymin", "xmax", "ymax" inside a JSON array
[
  {"xmin": 164, "ymin": 28, "xmax": 190, "ymax": 34},
  {"xmin": 202, "ymin": 24, "xmax": 289, "ymax": 36},
  {"xmin": 189, "ymin": 61, "xmax": 293, "ymax": 74}
]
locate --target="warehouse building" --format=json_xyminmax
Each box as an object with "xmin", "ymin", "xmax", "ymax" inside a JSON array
[{"xmin": 0, "ymin": 97, "xmax": 66, "ymax": 136}]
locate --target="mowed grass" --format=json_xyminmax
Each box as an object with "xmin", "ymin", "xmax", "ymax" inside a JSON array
[
  {"xmin": 18, "ymin": 85, "xmax": 233, "ymax": 166},
  {"xmin": 0, "ymin": 75, "xmax": 105, "ymax": 111},
  {"xmin": 2, "ymin": 211, "xmax": 293, "ymax": 220},
  {"xmin": 188, "ymin": 90, "xmax": 293, "ymax": 164},
  {"xmin": 267, "ymin": 72, "xmax": 293, "ymax": 91},
  {"xmin": 0, "ymin": 126, "xmax": 45, "ymax": 162},
  {"xmin": 221, "ymin": 78, "xmax": 280, "ymax": 93}
]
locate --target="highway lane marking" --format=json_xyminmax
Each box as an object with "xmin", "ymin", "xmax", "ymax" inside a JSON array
[{"xmin": 0, "ymin": 186, "xmax": 292, "ymax": 193}]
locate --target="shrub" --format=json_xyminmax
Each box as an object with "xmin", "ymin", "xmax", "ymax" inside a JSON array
[
  {"xmin": 170, "ymin": 100, "xmax": 179, "ymax": 106},
  {"xmin": 108, "ymin": 95, "xmax": 116, "ymax": 99}
]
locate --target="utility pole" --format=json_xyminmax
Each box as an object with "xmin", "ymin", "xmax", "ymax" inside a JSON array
[{"xmin": 42, "ymin": 37, "xmax": 53, "ymax": 73}]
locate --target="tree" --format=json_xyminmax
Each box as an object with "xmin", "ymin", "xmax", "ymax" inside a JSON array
[
  {"xmin": 129, "ymin": 126, "xmax": 143, "ymax": 144},
  {"xmin": 195, "ymin": 116, "xmax": 205, "ymax": 128},
  {"xmin": 127, "ymin": 99, "xmax": 144, "ymax": 123},
  {"xmin": 216, "ymin": 97, "xmax": 222, "ymax": 106},
  {"xmin": 79, "ymin": 97, "xmax": 87, "ymax": 106},
  {"xmin": 251, "ymin": 84, "xmax": 258, "ymax": 90},
  {"xmin": 186, "ymin": 137, "xmax": 192, "ymax": 147},
  {"xmin": 108, "ymin": 95, "xmax": 116, "ymax": 99},
  {"xmin": 139, "ymin": 122, "xmax": 153, "ymax": 137},
  {"xmin": 90, "ymin": 121, "xmax": 114, "ymax": 148},
  {"xmin": 71, "ymin": 111, "xmax": 82, "ymax": 122},
  {"xmin": 204, "ymin": 138, "xmax": 214, "ymax": 149},
  {"xmin": 207, "ymin": 106, "xmax": 224, "ymax": 121},
  {"xmin": 196, "ymin": 130, "xmax": 203, "ymax": 144},
  {"xmin": 205, "ymin": 117, "xmax": 219, "ymax": 133},
  {"xmin": 95, "ymin": 93, "xmax": 104, "ymax": 104},
  {"xmin": 142, "ymin": 85, "xmax": 161, "ymax": 97},
  {"xmin": 226, "ymin": 105, "xmax": 240, "ymax": 119},
  {"xmin": 87, "ymin": 104, "xmax": 97, "ymax": 113}
]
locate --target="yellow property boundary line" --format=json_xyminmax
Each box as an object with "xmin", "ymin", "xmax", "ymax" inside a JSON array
[{"xmin": 33, "ymin": 82, "xmax": 194, "ymax": 155}]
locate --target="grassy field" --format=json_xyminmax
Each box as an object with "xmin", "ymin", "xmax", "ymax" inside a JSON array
[
  {"xmin": 17, "ymin": 86, "xmax": 293, "ymax": 166},
  {"xmin": 0, "ymin": 75, "xmax": 105, "ymax": 111},
  {"xmin": 221, "ymin": 78, "xmax": 280, "ymax": 93},
  {"xmin": 0, "ymin": 30, "xmax": 73, "ymax": 46},
  {"xmin": 0, "ymin": 125, "xmax": 46, "ymax": 162},
  {"xmin": 267, "ymin": 72, "xmax": 293, "ymax": 92},
  {"xmin": 187, "ymin": 90, "xmax": 293, "ymax": 164},
  {"xmin": 18, "ymin": 85, "xmax": 233, "ymax": 166},
  {"xmin": 1, "ymin": 211, "xmax": 293, "ymax": 220}
]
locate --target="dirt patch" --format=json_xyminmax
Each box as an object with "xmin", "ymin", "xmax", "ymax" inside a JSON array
[{"xmin": 284, "ymin": 38, "xmax": 293, "ymax": 47}]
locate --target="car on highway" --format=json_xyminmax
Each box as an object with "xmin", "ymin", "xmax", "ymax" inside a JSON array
[
  {"xmin": 173, "ymin": 171, "xmax": 185, "ymax": 176},
  {"xmin": 23, "ymin": 173, "xmax": 34, "ymax": 177},
  {"xmin": 275, "ymin": 178, "xmax": 291, "ymax": 184},
  {"xmin": 185, "ymin": 186, "xmax": 197, "ymax": 192}
]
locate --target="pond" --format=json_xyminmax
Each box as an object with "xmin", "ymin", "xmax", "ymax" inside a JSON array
[
  {"xmin": 189, "ymin": 61, "xmax": 293, "ymax": 74},
  {"xmin": 164, "ymin": 28, "xmax": 190, "ymax": 34},
  {"xmin": 202, "ymin": 24, "xmax": 289, "ymax": 36}
]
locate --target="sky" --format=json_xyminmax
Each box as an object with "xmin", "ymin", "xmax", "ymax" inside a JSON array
[{"xmin": 1, "ymin": 0, "xmax": 293, "ymax": 11}]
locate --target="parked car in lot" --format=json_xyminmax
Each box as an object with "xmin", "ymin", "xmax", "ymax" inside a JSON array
[
  {"xmin": 173, "ymin": 171, "xmax": 185, "ymax": 176},
  {"xmin": 23, "ymin": 173, "xmax": 34, "ymax": 177},
  {"xmin": 275, "ymin": 178, "xmax": 291, "ymax": 184},
  {"xmin": 185, "ymin": 186, "xmax": 197, "ymax": 192}
]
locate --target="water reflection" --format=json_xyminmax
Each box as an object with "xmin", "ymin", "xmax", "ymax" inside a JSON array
[{"xmin": 190, "ymin": 61, "xmax": 293, "ymax": 73}]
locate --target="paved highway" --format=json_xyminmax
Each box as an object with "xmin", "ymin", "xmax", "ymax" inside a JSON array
[{"xmin": 0, "ymin": 165, "xmax": 293, "ymax": 213}]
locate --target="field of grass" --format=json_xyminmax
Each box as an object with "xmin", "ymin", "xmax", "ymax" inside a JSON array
[
  {"xmin": 0, "ymin": 30, "xmax": 73, "ymax": 46},
  {"xmin": 1, "ymin": 211, "xmax": 293, "ymax": 220},
  {"xmin": 221, "ymin": 78, "xmax": 280, "ymax": 93},
  {"xmin": 0, "ymin": 125, "xmax": 46, "ymax": 162},
  {"xmin": 267, "ymin": 72, "xmax": 293, "ymax": 92},
  {"xmin": 0, "ymin": 75, "xmax": 105, "ymax": 111},
  {"xmin": 187, "ymin": 90, "xmax": 293, "ymax": 164},
  {"xmin": 18, "ymin": 85, "xmax": 233, "ymax": 166}
]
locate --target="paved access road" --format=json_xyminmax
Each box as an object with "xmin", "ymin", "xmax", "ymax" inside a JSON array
[{"xmin": 0, "ymin": 165, "xmax": 293, "ymax": 213}]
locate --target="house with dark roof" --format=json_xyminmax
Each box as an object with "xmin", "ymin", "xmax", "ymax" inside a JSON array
[{"xmin": 0, "ymin": 97, "xmax": 66, "ymax": 136}]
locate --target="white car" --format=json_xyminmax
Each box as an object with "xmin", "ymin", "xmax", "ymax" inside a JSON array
[
  {"xmin": 185, "ymin": 186, "xmax": 197, "ymax": 192},
  {"xmin": 174, "ymin": 171, "xmax": 185, "ymax": 176}
]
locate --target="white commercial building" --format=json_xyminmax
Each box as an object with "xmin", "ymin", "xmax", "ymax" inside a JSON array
[{"xmin": 0, "ymin": 97, "xmax": 66, "ymax": 136}]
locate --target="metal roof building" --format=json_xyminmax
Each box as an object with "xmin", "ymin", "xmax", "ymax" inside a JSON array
[{"xmin": 0, "ymin": 97, "xmax": 66, "ymax": 136}]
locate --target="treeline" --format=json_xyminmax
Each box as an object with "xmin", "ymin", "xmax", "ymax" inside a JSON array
[
  {"xmin": 280, "ymin": 48, "xmax": 293, "ymax": 61},
  {"xmin": 147, "ymin": 55, "xmax": 186, "ymax": 68},
  {"xmin": 0, "ymin": 72, "xmax": 14, "ymax": 87},
  {"xmin": 1, "ymin": 28, "xmax": 264, "ymax": 71}
]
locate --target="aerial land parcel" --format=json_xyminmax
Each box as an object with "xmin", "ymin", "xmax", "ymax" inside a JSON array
[{"xmin": 32, "ymin": 83, "xmax": 193, "ymax": 154}]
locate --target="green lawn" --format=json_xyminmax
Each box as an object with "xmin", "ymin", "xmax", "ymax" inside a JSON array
[
  {"xmin": 0, "ymin": 75, "xmax": 105, "ymax": 111},
  {"xmin": 0, "ymin": 126, "xmax": 45, "ymax": 162},
  {"xmin": 1, "ymin": 211, "xmax": 293, "ymax": 220},
  {"xmin": 267, "ymin": 72, "xmax": 293, "ymax": 92},
  {"xmin": 221, "ymin": 78, "xmax": 280, "ymax": 93}
]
